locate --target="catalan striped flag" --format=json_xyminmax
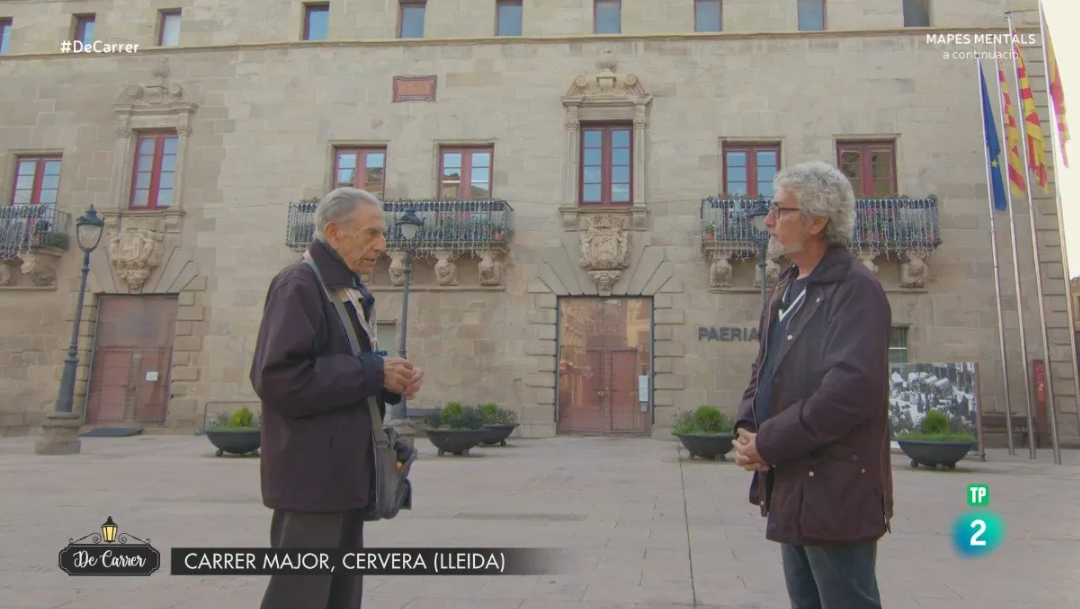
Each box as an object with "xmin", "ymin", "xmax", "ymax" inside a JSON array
[
  {"xmin": 1014, "ymin": 42, "xmax": 1050, "ymax": 193},
  {"xmin": 997, "ymin": 60, "xmax": 1027, "ymax": 195},
  {"xmin": 1042, "ymin": 11, "xmax": 1070, "ymax": 167}
]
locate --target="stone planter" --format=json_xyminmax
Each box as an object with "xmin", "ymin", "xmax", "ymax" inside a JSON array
[
  {"xmin": 423, "ymin": 428, "xmax": 486, "ymax": 457},
  {"xmin": 897, "ymin": 439, "xmax": 974, "ymax": 471},
  {"xmin": 203, "ymin": 429, "xmax": 261, "ymax": 457},
  {"xmin": 674, "ymin": 433, "xmax": 735, "ymax": 461},
  {"xmin": 479, "ymin": 423, "xmax": 519, "ymax": 447}
]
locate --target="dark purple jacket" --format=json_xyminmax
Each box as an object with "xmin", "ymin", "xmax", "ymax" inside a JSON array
[
  {"xmin": 250, "ymin": 240, "xmax": 400, "ymax": 513},
  {"xmin": 734, "ymin": 246, "xmax": 894, "ymax": 545}
]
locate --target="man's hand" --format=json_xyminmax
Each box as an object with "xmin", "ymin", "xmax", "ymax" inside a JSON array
[
  {"xmin": 383, "ymin": 358, "xmax": 415, "ymax": 394},
  {"xmin": 733, "ymin": 428, "xmax": 770, "ymax": 472},
  {"xmin": 403, "ymin": 368, "xmax": 424, "ymax": 400}
]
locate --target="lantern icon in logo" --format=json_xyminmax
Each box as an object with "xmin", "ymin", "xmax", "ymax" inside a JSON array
[{"xmin": 101, "ymin": 517, "xmax": 118, "ymax": 543}]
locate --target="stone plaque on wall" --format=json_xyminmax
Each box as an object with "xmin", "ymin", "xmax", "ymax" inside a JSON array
[{"xmin": 392, "ymin": 76, "xmax": 437, "ymax": 102}]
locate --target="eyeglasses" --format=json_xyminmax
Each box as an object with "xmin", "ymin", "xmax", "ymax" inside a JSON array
[{"xmin": 769, "ymin": 203, "xmax": 800, "ymax": 218}]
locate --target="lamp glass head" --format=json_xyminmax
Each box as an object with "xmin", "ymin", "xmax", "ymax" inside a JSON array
[
  {"xmin": 398, "ymin": 210, "xmax": 423, "ymax": 240},
  {"xmin": 76, "ymin": 205, "xmax": 105, "ymax": 252},
  {"xmin": 751, "ymin": 213, "xmax": 768, "ymax": 233},
  {"xmin": 101, "ymin": 516, "xmax": 118, "ymax": 543}
]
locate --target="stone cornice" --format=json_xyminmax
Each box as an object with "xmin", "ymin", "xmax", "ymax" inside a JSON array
[{"xmin": 0, "ymin": 26, "xmax": 1044, "ymax": 60}]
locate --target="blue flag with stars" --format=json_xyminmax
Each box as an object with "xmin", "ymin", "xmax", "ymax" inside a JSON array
[{"xmin": 979, "ymin": 61, "xmax": 1008, "ymax": 211}]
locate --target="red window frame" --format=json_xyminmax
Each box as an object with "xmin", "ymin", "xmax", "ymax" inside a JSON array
[
  {"xmin": 722, "ymin": 144, "xmax": 780, "ymax": 197},
  {"xmin": 693, "ymin": 0, "xmax": 721, "ymax": 32},
  {"xmin": 579, "ymin": 124, "xmax": 633, "ymax": 206},
  {"xmin": 129, "ymin": 132, "xmax": 179, "ymax": 209},
  {"xmin": 10, "ymin": 156, "xmax": 62, "ymax": 206},
  {"xmin": 438, "ymin": 147, "xmax": 493, "ymax": 200},
  {"xmin": 836, "ymin": 141, "xmax": 897, "ymax": 197},
  {"xmin": 593, "ymin": 0, "xmax": 621, "ymax": 34},
  {"xmin": 495, "ymin": 0, "xmax": 523, "ymax": 36},
  {"xmin": 157, "ymin": 9, "xmax": 181, "ymax": 46},
  {"xmin": 333, "ymin": 147, "xmax": 387, "ymax": 199},
  {"xmin": 303, "ymin": 3, "xmax": 329, "ymax": 40},
  {"xmin": 73, "ymin": 14, "xmax": 95, "ymax": 45},
  {"xmin": 398, "ymin": 1, "xmax": 426, "ymax": 38}
]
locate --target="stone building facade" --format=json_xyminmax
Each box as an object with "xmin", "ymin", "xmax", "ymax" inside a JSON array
[{"xmin": 1, "ymin": 0, "xmax": 1078, "ymax": 447}]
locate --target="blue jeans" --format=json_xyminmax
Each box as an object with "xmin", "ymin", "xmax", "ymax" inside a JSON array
[{"xmin": 781, "ymin": 542, "xmax": 881, "ymax": 609}]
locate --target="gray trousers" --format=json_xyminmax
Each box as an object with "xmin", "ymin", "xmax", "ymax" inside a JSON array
[
  {"xmin": 259, "ymin": 509, "xmax": 365, "ymax": 609},
  {"xmin": 781, "ymin": 541, "xmax": 881, "ymax": 609}
]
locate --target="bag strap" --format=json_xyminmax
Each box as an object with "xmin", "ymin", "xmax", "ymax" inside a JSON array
[{"xmin": 303, "ymin": 257, "xmax": 390, "ymax": 448}]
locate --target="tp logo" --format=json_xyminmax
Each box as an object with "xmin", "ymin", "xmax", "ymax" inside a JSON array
[{"xmin": 953, "ymin": 484, "xmax": 1004, "ymax": 557}]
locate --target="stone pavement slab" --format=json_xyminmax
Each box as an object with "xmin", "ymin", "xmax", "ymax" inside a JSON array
[{"xmin": 0, "ymin": 435, "xmax": 1078, "ymax": 608}]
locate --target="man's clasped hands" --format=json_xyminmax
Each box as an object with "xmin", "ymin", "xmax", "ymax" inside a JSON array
[
  {"xmin": 732, "ymin": 428, "xmax": 771, "ymax": 472},
  {"xmin": 383, "ymin": 357, "xmax": 424, "ymax": 400}
]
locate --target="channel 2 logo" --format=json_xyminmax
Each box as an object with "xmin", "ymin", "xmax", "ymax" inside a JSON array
[{"xmin": 952, "ymin": 484, "xmax": 1005, "ymax": 558}]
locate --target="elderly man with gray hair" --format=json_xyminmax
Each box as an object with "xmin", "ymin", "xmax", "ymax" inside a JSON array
[
  {"xmin": 250, "ymin": 187, "xmax": 423, "ymax": 609},
  {"xmin": 731, "ymin": 161, "xmax": 894, "ymax": 609}
]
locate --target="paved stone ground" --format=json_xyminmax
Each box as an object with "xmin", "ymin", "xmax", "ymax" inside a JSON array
[{"xmin": 0, "ymin": 435, "xmax": 1078, "ymax": 609}]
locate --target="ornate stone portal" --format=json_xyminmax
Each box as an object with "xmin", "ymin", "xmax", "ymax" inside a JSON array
[
  {"xmin": 560, "ymin": 49, "xmax": 653, "ymax": 231},
  {"xmin": 114, "ymin": 58, "xmax": 195, "ymax": 139},
  {"xmin": 579, "ymin": 214, "xmax": 631, "ymax": 296},
  {"xmin": 109, "ymin": 216, "xmax": 165, "ymax": 292}
]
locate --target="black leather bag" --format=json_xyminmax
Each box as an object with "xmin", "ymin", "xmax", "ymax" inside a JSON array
[{"xmin": 304, "ymin": 258, "xmax": 415, "ymax": 522}]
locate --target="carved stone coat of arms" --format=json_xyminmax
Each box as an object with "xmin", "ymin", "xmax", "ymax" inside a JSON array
[
  {"xmin": 579, "ymin": 214, "xmax": 631, "ymax": 295},
  {"xmin": 109, "ymin": 227, "xmax": 164, "ymax": 292}
]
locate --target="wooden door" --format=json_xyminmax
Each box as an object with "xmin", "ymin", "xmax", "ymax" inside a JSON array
[
  {"xmin": 85, "ymin": 295, "xmax": 179, "ymax": 426},
  {"xmin": 557, "ymin": 298, "xmax": 652, "ymax": 436}
]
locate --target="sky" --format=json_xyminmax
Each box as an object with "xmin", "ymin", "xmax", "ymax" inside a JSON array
[{"xmin": 1040, "ymin": 0, "xmax": 1078, "ymax": 276}]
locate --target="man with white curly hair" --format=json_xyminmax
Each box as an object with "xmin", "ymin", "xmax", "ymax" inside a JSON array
[{"xmin": 732, "ymin": 161, "xmax": 894, "ymax": 609}]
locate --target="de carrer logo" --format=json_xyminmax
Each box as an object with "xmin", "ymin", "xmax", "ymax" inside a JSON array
[{"xmin": 58, "ymin": 517, "xmax": 161, "ymax": 576}]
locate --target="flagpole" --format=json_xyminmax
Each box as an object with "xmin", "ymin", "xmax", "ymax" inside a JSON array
[
  {"xmin": 977, "ymin": 58, "xmax": 1017, "ymax": 456},
  {"xmin": 1037, "ymin": 0, "xmax": 1080, "ymax": 444},
  {"xmin": 1006, "ymin": 10, "xmax": 1062, "ymax": 465},
  {"xmin": 993, "ymin": 38, "xmax": 1038, "ymax": 458}
]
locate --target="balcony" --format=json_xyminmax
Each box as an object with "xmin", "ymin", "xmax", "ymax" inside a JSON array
[
  {"xmin": 287, "ymin": 199, "xmax": 515, "ymax": 250},
  {"xmin": 699, "ymin": 195, "xmax": 940, "ymax": 289},
  {"xmin": 286, "ymin": 198, "xmax": 516, "ymax": 287},
  {"xmin": 0, "ymin": 204, "xmax": 72, "ymax": 288}
]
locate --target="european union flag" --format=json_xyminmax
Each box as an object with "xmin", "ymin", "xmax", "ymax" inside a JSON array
[{"xmin": 980, "ymin": 62, "xmax": 1008, "ymax": 211}]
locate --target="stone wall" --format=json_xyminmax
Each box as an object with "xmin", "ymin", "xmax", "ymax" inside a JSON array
[
  {"xmin": 0, "ymin": 0, "xmax": 1039, "ymax": 53},
  {"xmin": 0, "ymin": 0, "xmax": 1076, "ymax": 446}
]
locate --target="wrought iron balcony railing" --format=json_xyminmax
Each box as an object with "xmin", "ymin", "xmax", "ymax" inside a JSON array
[
  {"xmin": 286, "ymin": 198, "xmax": 515, "ymax": 254},
  {"xmin": 0, "ymin": 204, "xmax": 72, "ymax": 261},
  {"xmin": 700, "ymin": 195, "xmax": 941, "ymax": 258}
]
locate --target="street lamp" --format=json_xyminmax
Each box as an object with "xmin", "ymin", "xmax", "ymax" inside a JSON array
[
  {"xmin": 748, "ymin": 199, "xmax": 771, "ymax": 310},
  {"xmin": 388, "ymin": 210, "xmax": 423, "ymax": 427},
  {"xmin": 101, "ymin": 516, "xmax": 118, "ymax": 543},
  {"xmin": 35, "ymin": 205, "xmax": 104, "ymax": 455}
]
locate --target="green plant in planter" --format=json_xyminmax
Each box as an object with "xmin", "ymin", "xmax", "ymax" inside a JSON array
[
  {"xmin": 672, "ymin": 405, "xmax": 734, "ymax": 435},
  {"xmin": 34, "ymin": 232, "xmax": 70, "ymax": 250},
  {"xmin": 478, "ymin": 403, "xmax": 518, "ymax": 425},
  {"xmin": 897, "ymin": 410, "xmax": 975, "ymax": 443},
  {"xmin": 212, "ymin": 406, "xmax": 260, "ymax": 430},
  {"xmin": 423, "ymin": 402, "xmax": 484, "ymax": 430}
]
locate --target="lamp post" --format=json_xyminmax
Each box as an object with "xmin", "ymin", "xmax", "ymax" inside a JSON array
[
  {"xmin": 387, "ymin": 210, "xmax": 423, "ymax": 431},
  {"xmin": 35, "ymin": 205, "xmax": 105, "ymax": 455},
  {"xmin": 748, "ymin": 199, "xmax": 771, "ymax": 311}
]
